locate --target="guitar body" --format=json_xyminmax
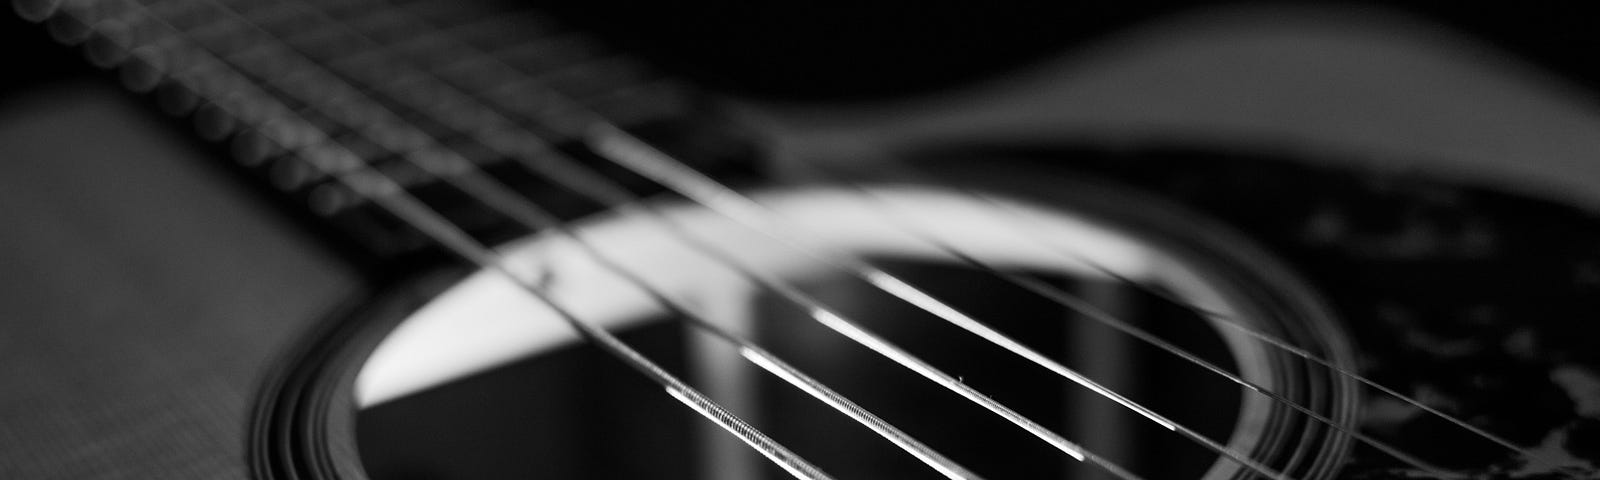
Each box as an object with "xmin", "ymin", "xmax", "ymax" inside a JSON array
[
  {"xmin": 0, "ymin": 81, "xmax": 363, "ymax": 479},
  {"xmin": 3, "ymin": 3, "xmax": 1599, "ymax": 479}
]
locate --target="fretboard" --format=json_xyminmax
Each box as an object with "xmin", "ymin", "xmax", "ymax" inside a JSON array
[{"xmin": 26, "ymin": 0, "xmax": 762, "ymax": 261}]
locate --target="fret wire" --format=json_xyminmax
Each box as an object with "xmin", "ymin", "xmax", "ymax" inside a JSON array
[
  {"xmin": 220, "ymin": 9, "xmax": 532, "ymax": 64},
  {"xmin": 243, "ymin": 36, "xmax": 624, "ymax": 139},
  {"xmin": 84, "ymin": 0, "xmax": 624, "ymax": 141},
  {"xmin": 67, "ymin": 5, "xmax": 835, "ymax": 478},
  {"xmin": 302, "ymin": 0, "xmax": 530, "ymax": 32},
  {"xmin": 316, "ymin": 23, "xmax": 572, "ymax": 80},
  {"xmin": 280, "ymin": 67, "xmax": 667, "ymax": 175},
  {"xmin": 314, "ymin": 41, "xmax": 621, "ymax": 116},
  {"xmin": 117, "ymin": 0, "xmax": 529, "ymax": 71},
  {"xmin": 181, "ymin": 48, "xmax": 471, "ymax": 191},
  {"xmin": 176, "ymin": 0, "xmax": 1159, "ymax": 476}
]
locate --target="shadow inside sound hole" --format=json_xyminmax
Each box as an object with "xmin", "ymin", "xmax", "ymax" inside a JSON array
[{"xmin": 356, "ymin": 257, "xmax": 1243, "ymax": 479}]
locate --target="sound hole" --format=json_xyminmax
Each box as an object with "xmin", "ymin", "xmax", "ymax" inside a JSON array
[{"xmin": 355, "ymin": 257, "xmax": 1248, "ymax": 479}]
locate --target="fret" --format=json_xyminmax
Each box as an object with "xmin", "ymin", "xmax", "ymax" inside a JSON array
[
  {"xmin": 310, "ymin": 15, "xmax": 566, "ymax": 88},
  {"xmin": 285, "ymin": 44, "xmax": 656, "ymax": 151},
  {"xmin": 216, "ymin": 0, "xmax": 378, "ymax": 23},
  {"xmin": 139, "ymin": 0, "xmax": 228, "ymax": 33},
  {"xmin": 106, "ymin": 0, "xmax": 626, "ymax": 128},
  {"xmin": 113, "ymin": 0, "xmax": 471, "ymax": 65},
  {"xmin": 435, "ymin": 34, "xmax": 608, "ymax": 81},
  {"xmin": 337, "ymin": 1, "xmax": 548, "ymax": 44},
  {"xmin": 318, "ymin": 0, "xmax": 521, "ymax": 34},
  {"xmin": 213, "ymin": 20, "xmax": 591, "ymax": 116},
  {"xmin": 39, "ymin": 0, "xmax": 740, "ymax": 259}
]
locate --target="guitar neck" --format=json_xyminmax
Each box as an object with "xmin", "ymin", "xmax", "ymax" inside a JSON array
[{"xmin": 39, "ymin": 0, "xmax": 763, "ymax": 261}]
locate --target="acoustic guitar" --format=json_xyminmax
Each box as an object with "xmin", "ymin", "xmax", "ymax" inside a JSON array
[{"xmin": 2, "ymin": 0, "xmax": 1597, "ymax": 478}]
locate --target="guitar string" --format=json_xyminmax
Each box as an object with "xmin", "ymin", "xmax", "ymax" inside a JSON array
[
  {"xmin": 65, "ymin": 1, "xmax": 1133, "ymax": 478},
  {"xmin": 31, "ymin": 0, "xmax": 1516, "ymax": 473},
  {"xmin": 151, "ymin": 0, "xmax": 1506, "ymax": 474},
  {"xmin": 184, "ymin": 3, "xmax": 638, "ymax": 124},
  {"xmin": 59, "ymin": 0, "xmax": 1497, "ymax": 473},
  {"xmin": 134, "ymin": 0, "xmax": 1159, "ymax": 477},
  {"xmin": 167, "ymin": 4, "xmax": 1001, "ymax": 479},
  {"xmin": 859, "ymin": 165, "xmax": 1536, "ymax": 459},
  {"xmin": 579, "ymin": 92, "xmax": 1536, "ymax": 469},
  {"xmin": 460, "ymin": 5, "xmax": 1538, "ymax": 463},
  {"xmin": 302, "ymin": 0, "xmax": 1388, "ymax": 476},
  {"xmin": 200, "ymin": 1, "xmax": 1317, "ymax": 479},
  {"xmin": 379, "ymin": 2, "xmax": 1535, "ymax": 468},
  {"xmin": 97, "ymin": 0, "xmax": 639, "ymax": 131},
  {"xmin": 823, "ymin": 183, "xmax": 1445, "ymax": 474},
  {"xmin": 59, "ymin": 0, "xmax": 1222, "ymax": 473},
  {"xmin": 313, "ymin": 3, "xmax": 1459, "ymax": 476},
  {"xmin": 46, "ymin": 0, "xmax": 1452, "ymax": 473},
  {"xmin": 592, "ymin": 131, "xmax": 1302, "ymax": 480},
  {"xmin": 68, "ymin": 1, "xmax": 1177, "ymax": 476},
  {"xmin": 956, "ymin": 184, "xmax": 1535, "ymax": 458},
  {"xmin": 35, "ymin": 3, "xmax": 836, "ymax": 479}
]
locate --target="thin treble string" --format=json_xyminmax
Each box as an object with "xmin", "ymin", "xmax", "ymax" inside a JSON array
[
  {"xmin": 509, "ymin": 7, "xmax": 1530, "ymax": 465},
  {"xmin": 598, "ymin": 122, "xmax": 1522, "ymax": 468},
  {"xmin": 297, "ymin": 3, "xmax": 1302, "ymax": 478},
  {"xmin": 337, "ymin": 105, "xmax": 990, "ymax": 480},
  {"xmin": 116, "ymin": 1, "xmax": 1003, "ymax": 478},
  {"xmin": 590, "ymin": 126, "xmax": 1307, "ymax": 480},
  {"xmin": 203, "ymin": 1, "xmax": 1149, "ymax": 477},
  {"xmin": 309, "ymin": 100, "xmax": 992, "ymax": 480},
  {"xmin": 119, "ymin": 0, "xmax": 571, "ymax": 113},
  {"xmin": 65, "ymin": 0, "xmax": 1536, "ymax": 470},
  {"xmin": 945, "ymin": 182, "xmax": 1534, "ymax": 458},
  {"xmin": 87, "ymin": 2, "xmax": 1129, "ymax": 477},
  {"xmin": 128, "ymin": 0, "xmax": 1350, "ymax": 476},
  {"xmin": 185, "ymin": 1, "xmax": 665, "ymax": 172},
  {"xmin": 829, "ymin": 185, "xmax": 1454, "ymax": 474},
  {"xmin": 197, "ymin": 7, "xmax": 992, "ymax": 479},
  {"xmin": 76, "ymin": 0, "xmax": 533, "ymax": 81},
  {"xmin": 67, "ymin": 4, "xmax": 834, "ymax": 479},
  {"xmin": 65, "ymin": 0, "xmax": 1376, "ymax": 476},
  {"xmin": 203, "ymin": 11, "xmax": 606, "ymax": 119}
]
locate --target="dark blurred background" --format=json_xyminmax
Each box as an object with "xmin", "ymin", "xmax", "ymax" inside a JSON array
[{"xmin": 6, "ymin": 2, "xmax": 1600, "ymax": 103}]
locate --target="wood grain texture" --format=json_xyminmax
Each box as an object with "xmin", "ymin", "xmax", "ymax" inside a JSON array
[{"xmin": 0, "ymin": 82, "xmax": 362, "ymax": 479}]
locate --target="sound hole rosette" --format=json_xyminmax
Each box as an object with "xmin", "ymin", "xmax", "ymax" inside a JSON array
[{"xmin": 251, "ymin": 175, "xmax": 1360, "ymax": 480}]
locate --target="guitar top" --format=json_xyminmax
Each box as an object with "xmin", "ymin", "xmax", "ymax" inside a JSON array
[{"xmin": 2, "ymin": 1, "xmax": 1599, "ymax": 479}]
